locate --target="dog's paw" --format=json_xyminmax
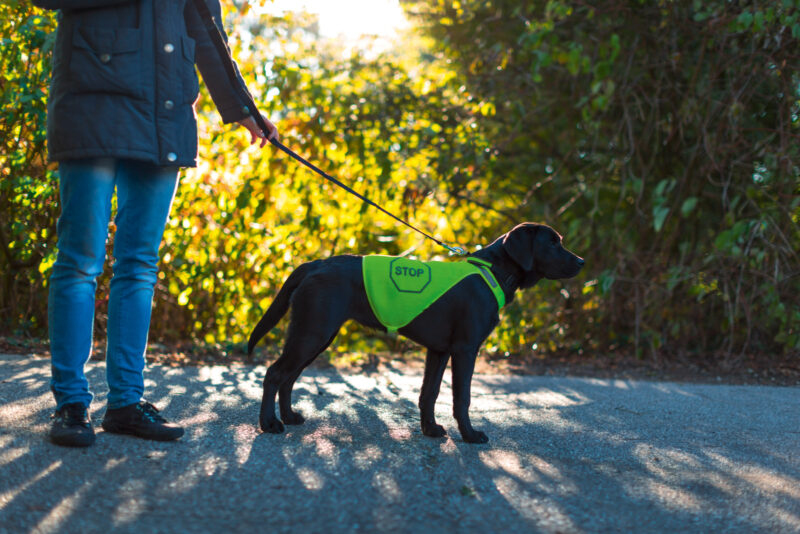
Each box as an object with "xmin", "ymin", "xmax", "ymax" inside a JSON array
[
  {"xmin": 461, "ymin": 430, "xmax": 489, "ymax": 444},
  {"xmin": 281, "ymin": 411, "xmax": 305, "ymax": 425},
  {"xmin": 421, "ymin": 423, "xmax": 447, "ymax": 438},
  {"xmin": 260, "ymin": 418, "xmax": 285, "ymax": 434}
]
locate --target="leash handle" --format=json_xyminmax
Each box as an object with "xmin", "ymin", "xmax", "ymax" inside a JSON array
[{"xmin": 191, "ymin": 0, "xmax": 468, "ymax": 256}]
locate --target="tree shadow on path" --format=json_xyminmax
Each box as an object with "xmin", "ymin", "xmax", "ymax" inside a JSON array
[{"xmin": 1, "ymin": 354, "xmax": 799, "ymax": 533}]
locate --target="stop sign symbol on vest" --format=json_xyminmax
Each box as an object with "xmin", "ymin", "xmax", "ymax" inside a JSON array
[{"xmin": 389, "ymin": 257, "xmax": 432, "ymax": 293}]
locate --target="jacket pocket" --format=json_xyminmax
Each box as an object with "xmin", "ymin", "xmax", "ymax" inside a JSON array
[
  {"xmin": 181, "ymin": 35, "xmax": 200, "ymax": 104},
  {"xmin": 69, "ymin": 26, "xmax": 145, "ymax": 100}
]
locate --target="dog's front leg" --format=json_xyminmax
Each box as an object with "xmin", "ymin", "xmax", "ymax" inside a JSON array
[
  {"xmin": 419, "ymin": 349, "xmax": 450, "ymax": 438},
  {"xmin": 451, "ymin": 351, "xmax": 488, "ymax": 443}
]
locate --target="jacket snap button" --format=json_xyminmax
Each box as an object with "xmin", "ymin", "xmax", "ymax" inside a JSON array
[
  {"xmin": 163, "ymin": 43, "xmax": 175, "ymax": 53},
  {"xmin": 164, "ymin": 100, "xmax": 174, "ymax": 110},
  {"xmin": 167, "ymin": 152, "xmax": 177, "ymax": 162},
  {"xmin": 99, "ymin": 53, "xmax": 111, "ymax": 63}
]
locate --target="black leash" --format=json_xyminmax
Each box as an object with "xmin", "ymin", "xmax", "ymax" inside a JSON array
[{"xmin": 190, "ymin": 0, "xmax": 467, "ymax": 256}]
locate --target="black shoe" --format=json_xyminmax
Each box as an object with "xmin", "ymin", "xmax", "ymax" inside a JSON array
[
  {"xmin": 50, "ymin": 402, "xmax": 96, "ymax": 447},
  {"xmin": 101, "ymin": 401, "xmax": 184, "ymax": 441}
]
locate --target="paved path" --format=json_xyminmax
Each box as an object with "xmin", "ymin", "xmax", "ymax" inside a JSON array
[{"xmin": 1, "ymin": 353, "xmax": 799, "ymax": 533}]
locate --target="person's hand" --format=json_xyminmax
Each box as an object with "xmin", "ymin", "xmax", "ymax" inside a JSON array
[{"xmin": 237, "ymin": 112, "xmax": 279, "ymax": 148}]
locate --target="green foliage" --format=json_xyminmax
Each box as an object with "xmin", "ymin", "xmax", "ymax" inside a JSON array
[
  {"xmin": 0, "ymin": 1, "xmax": 58, "ymax": 335},
  {"xmin": 402, "ymin": 0, "xmax": 800, "ymax": 356},
  {"xmin": 151, "ymin": 7, "xmax": 491, "ymax": 352},
  {"xmin": 2, "ymin": 0, "xmax": 799, "ymax": 360}
]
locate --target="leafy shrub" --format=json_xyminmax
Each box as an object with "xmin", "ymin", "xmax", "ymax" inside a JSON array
[{"xmin": 2, "ymin": 1, "xmax": 798, "ymax": 360}]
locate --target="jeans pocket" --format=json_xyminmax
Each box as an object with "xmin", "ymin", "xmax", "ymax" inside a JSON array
[
  {"xmin": 181, "ymin": 35, "xmax": 200, "ymax": 104},
  {"xmin": 69, "ymin": 26, "xmax": 145, "ymax": 100}
]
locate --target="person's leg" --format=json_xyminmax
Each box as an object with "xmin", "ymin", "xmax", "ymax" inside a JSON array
[
  {"xmin": 105, "ymin": 159, "xmax": 178, "ymax": 409},
  {"xmin": 48, "ymin": 158, "xmax": 116, "ymax": 410},
  {"xmin": 48, "ymin": 158, "xmax": 116, "ymax": 447},
  {"xmin": 102, "ymin": 159, "xmax": 183, "ymax": 441}
]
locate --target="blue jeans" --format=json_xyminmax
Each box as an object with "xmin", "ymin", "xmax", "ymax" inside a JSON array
[{"xmin": 48, "ymin": 158, "xmax": 179, "ymax": 410}]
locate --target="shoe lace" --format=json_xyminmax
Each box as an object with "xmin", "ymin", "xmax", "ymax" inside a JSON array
[
  {"xmin": 136, "ymin": 401, "xmax": 167, "ymax": 424},
  {"xmin": 56, "ymin": 403, "xmax": 90, "ymax": 427}
]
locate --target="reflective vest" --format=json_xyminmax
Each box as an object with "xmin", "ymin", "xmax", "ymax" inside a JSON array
[{"xmin": 362, "ymin": 256, "xmax": 505, "ymax": 332}]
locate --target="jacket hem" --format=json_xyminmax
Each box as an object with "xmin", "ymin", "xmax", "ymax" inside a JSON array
[{"xmin": 48, "ymin": 148, "xmax": 197, "ymax": 168}]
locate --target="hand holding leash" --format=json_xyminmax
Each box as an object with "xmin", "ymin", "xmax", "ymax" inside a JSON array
[{"xmin": 237, "ymin": 112, "xmax": 279, "ymax": 147}]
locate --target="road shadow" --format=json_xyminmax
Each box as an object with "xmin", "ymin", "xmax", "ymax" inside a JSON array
[{"xmin": 1, "ymin": 354, "xmax": 799, "ymax": 533}]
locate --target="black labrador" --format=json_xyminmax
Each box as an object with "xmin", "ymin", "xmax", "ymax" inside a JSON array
[{"xmin": 247, "ymin": 222, "xmax": 584, "ymax": 443}]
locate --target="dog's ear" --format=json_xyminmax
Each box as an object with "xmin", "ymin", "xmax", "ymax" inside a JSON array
[{"xmin": 502, "ymin": 225, "xmax": 536, "ymax": 271}]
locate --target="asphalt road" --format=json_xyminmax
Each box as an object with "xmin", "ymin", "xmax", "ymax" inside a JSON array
[{"xmin": 1, "ymin": 353, "xmax": 799, "ymax": 533}]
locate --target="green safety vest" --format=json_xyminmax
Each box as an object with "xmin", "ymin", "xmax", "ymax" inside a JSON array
[{"xmin": 362, "ymin": 255, "xmax": 506, "ymax": 333}]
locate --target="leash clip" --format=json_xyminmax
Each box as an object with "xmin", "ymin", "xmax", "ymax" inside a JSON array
[{"xmin": 443, "ymin": 243, "xmax": 468, "ymax": 256}]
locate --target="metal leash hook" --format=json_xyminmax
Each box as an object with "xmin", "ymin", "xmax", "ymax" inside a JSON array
[{"xmin": 443, "ymin": 244, "xmax": 468, "ymax": 256}]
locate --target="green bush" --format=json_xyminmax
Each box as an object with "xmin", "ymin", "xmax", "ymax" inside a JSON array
[
  {"xmin": 0, "ymin": 1, "xmax": 58, "ymax": 336},
  {"xmin": 402, "ymin": 0, "xmax": 800, "ymax": 357},
  {"xmin": 2, "ymin": 1, "xmax": 798, "ymax": 360}
]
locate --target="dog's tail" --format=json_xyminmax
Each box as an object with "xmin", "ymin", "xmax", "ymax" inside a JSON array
[{"xmin": 247, "ymin": 262, "xmax": 317, "ymax": 355}]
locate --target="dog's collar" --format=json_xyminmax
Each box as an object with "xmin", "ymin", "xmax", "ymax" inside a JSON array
[{"xmin": 484, "ymin": 254, "xmax": 523, "ymax": 301}]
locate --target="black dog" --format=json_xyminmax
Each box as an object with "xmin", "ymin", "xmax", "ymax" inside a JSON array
[{"xmin": 247, "ymin": 223, "xmax": 584, "ymax": 443}]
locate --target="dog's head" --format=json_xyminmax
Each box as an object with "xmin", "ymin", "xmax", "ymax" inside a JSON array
[{"xmin": 501, "ymin": 223, "xmax": 584, "ymax": 287}]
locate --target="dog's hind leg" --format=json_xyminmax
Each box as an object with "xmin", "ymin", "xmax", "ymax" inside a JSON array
[
  {"xmin": 419, "ymin": 349, "xmax": 450, "ymax": 438},
  {"xmin": 278, "ymin": 330, "xmax": 337, "ymax": 425},
  {"xmin": 277, "ymin": 367, "xmax": 306, "ymax": 425},
  {"xmin": 260, "ymin": 338, "xmax": 316, "ymax": 433},
  {"xmin": 451, "ymin": 350, "xmax": 488, "ymax": 444},
  {"xmin": 260, "ymin": 335, "xmax": 322, "ymax": 433},
  {"xmin": 260, "ymin": 296, "xmax": 346, "ymax": 433},
  {"xmin": 260, "ymin": 366, "xmax": 286, "ymax": 433}
]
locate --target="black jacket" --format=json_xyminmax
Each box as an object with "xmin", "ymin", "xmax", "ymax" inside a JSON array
[{"xmin": 33, "ymin": 0, "xmax": 252, "ymax": 167}]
